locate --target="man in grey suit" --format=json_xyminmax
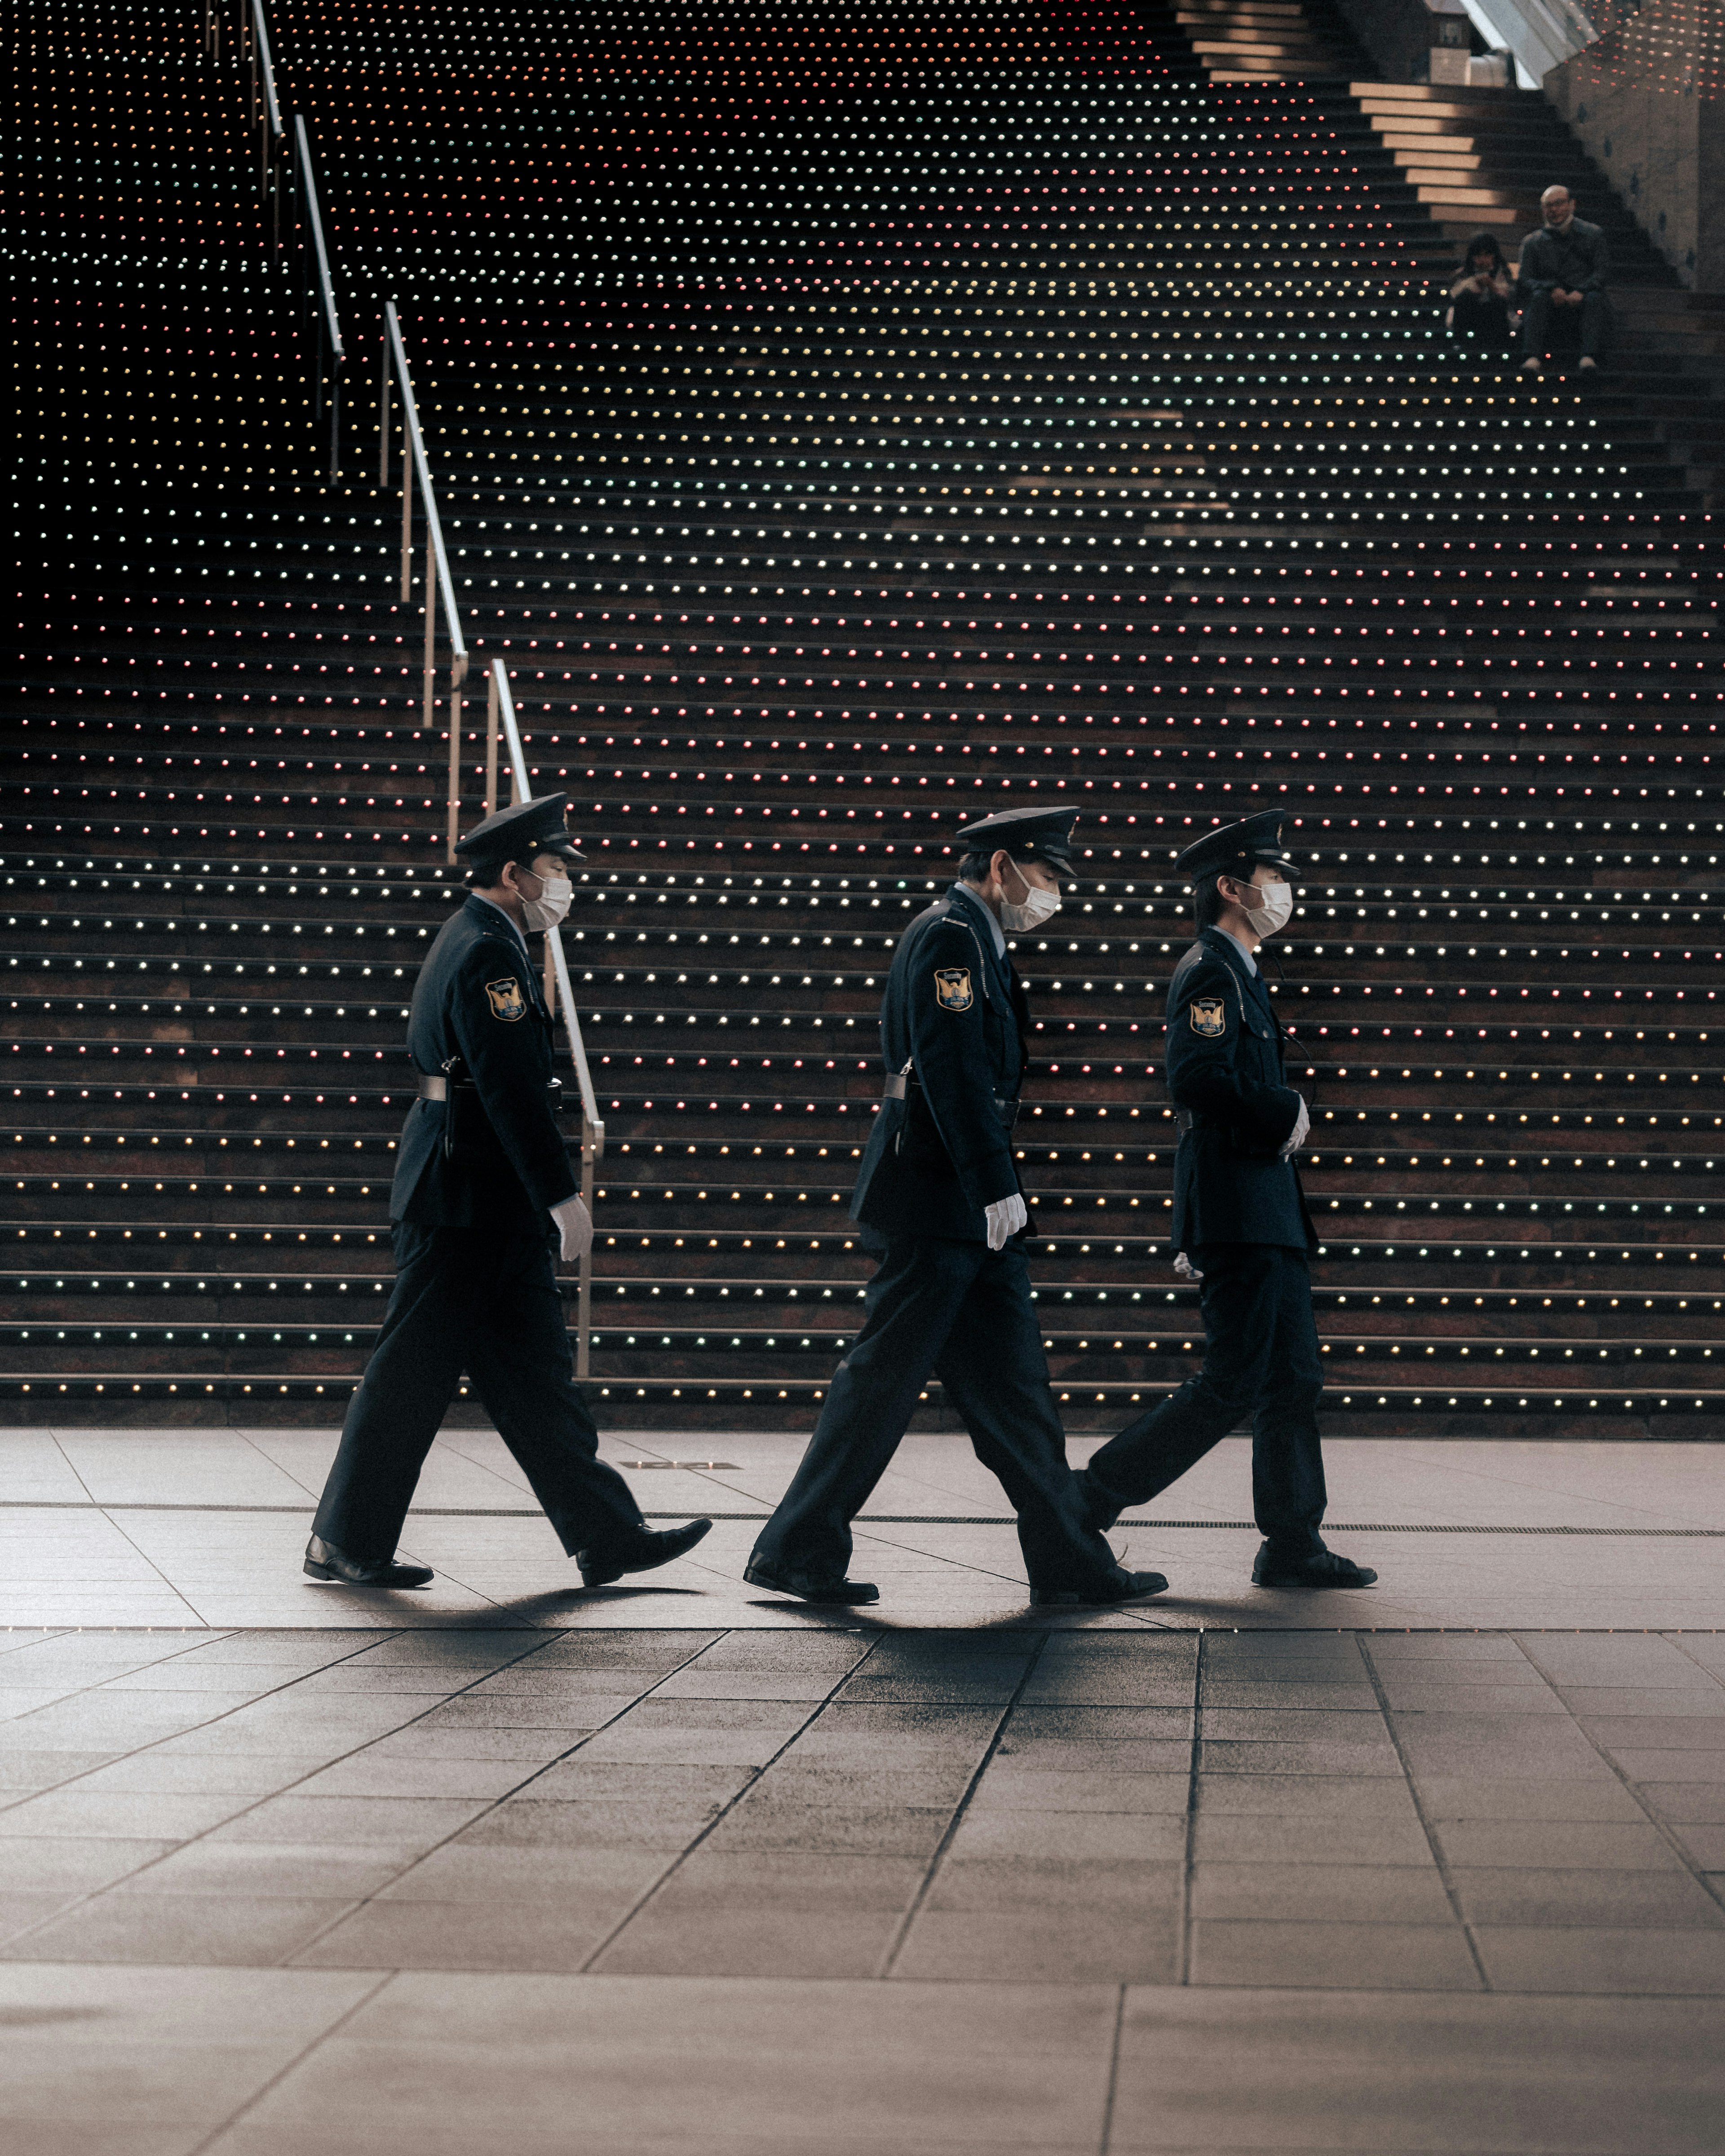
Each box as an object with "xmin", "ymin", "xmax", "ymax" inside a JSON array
[{"xmin": 1519, "ymin": 185, "xmax": 1611, "ymax": 375}]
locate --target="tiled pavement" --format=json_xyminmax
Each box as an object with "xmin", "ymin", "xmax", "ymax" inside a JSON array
[
  {"xmin": 1, "ymin": 1434, "xmax": 1722, "ymax": 2149},
  {"xmin": 2, "ymin": 1427, "xmax": 1723, "ymax": 1629},
  {"xmin": 2, "ymin": 1620, "xmax": 1724, "ymax": 2151}
]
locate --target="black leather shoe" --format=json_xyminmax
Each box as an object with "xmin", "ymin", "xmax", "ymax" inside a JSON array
[
  {"xmin": 303, "ymin": 1535, "xmax": 433, "ymax": 1589},
  {"xmin": 1252, "ymin": 1545, "xmax": 1378, "ymax": 1590},
  {"xmin": 577, "ymin": 1517, "xmax": 713, "ymax": 1590},
  {"xmin": 1031, "ymin": 1566, "xmax": 1169, "ymax": 1608},
  {"xmin": 743, "ymin": 1555, "xmax": 880, "ymax": 1605}
]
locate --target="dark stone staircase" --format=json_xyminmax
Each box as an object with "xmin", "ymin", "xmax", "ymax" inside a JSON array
[{"xmin": 7, "ymin": 0, "xmax": 1722, "ymax": 1436}]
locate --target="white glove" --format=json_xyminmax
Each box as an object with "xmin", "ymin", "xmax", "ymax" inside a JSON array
[
  {"xmin": 984, "ymin": 1193, "xmax": 1028, "ymax": 1252},
  {"xmin": 1279, "ymin": 1096, "xmax": 1311, "ymax": 1161},
  {"xmin": 550, "ymin": 1193, "xmax": 594, "ymax": 1265},
  {"xmin": 1173, "ymin": 1251, "xmax": 1204, "ymax": 1284}
]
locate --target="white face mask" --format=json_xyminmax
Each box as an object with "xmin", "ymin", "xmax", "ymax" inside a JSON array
[
  {"xmin": 997, "ymin": 857, "xmax": 1063, "ymax": 934},
  {"xmin": 520, "ymin": 872, "xmax": 573, "ymax": 932},
  {"xmin": 1236, "ymin": 879, "xmax": 1293, "ymax": 941}
]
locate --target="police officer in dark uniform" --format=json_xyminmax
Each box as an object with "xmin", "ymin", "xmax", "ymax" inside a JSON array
[
  {"xmin": 1076, "ymin": 811, "xmax": 1376, "ymax": 1591},
  {"xmin": 304, "ymin": 794, "xmax": 711, "ymax": 1589},
  {"xmin": 745, "ymin": 806, "xmax": 1165, "ymax": 1608}
]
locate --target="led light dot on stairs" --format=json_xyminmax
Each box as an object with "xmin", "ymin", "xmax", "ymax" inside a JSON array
[{"xmin": 11, "ymin": 0, "xmax": 1723, "ymax": 1440}]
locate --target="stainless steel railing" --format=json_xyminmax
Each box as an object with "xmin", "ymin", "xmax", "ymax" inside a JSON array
[
  {"xmin": 221, "ymin": 0, "xmax": 343, "ymax": 474},
  {"xmin": 292, "ymin": 116, "xmax": 344, "ymax": 477},
  {"xmin": 206, "ymin": 4, "xmax": 606, "ymax": 1377},
  {"xmin": 243, "ymin": 0, "xmax": 284, "ymax": 235},
  {"xmin": 486, "ymin": 659, "xmax": 607, "ymax": 1377},
  {"xmin": 379, "ymin": 302, "xmax": 468, "ymax": 857}
]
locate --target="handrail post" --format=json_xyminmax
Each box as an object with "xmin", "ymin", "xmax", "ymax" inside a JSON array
[
  {"xmin": 484, "ymin": 665, "xmax": 501, "ymax": 817},
  {"xmin": 400, "ymin": 421, "xmax": 415, "ymax": 604},
  {"xmin": 447, "ymin": 656, "xmax": 467, "ymax": 868},
  {"xmin": 576, "ymin": 1133, "xmax": 596, "ymax": 1378},
  {"xmin": 425, "ymin": 518, "xmax": 439, "ymax": 737},
  {"xmin": 378, "ymin": 331, "xmax": 392, "ymax": 490}
]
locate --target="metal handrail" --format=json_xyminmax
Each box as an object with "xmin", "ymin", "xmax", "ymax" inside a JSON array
[
  {"xmin": 381, "ymin": 304, "xmax": 469, "ymax": 860},
  {"xmin": 486, "ymin": 657, "xmax": 606, "ymax": 1375},
  {"xmin": 250, "ymin": 0, "xmax": 283, "ymax": 142},
  {"xmin": 243, "ymin": 0, "xmax": 285, "ymax": 248},
  {"xmin": 292, "ymin": 116, "xmax": 344, "ymax": 477}
]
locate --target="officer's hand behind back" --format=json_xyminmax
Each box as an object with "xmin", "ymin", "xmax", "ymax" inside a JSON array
[
  {"xmin": 550, "ymin": 1193, "xmax": 594, "ymax": 1264},
  {"xmin": 985, "ymin": 1193, "xmax": 1028, "ymax": 1251}
]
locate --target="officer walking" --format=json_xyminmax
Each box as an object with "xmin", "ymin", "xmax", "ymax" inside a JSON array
[
  {"xmin": 745, "ymin": 807, "xmax": 1165, "ymax": 1608},
  {"xmin": 304, "ymin": 794, "xmax": 711, "ymax": 1590},
  {"xmin": 1076, "ymin": 812, "xmax": 1376, "ymax": 1591}
]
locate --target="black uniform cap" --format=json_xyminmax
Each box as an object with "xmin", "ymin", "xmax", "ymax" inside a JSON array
[
  {"xmin": 954, "ymin": 805, "xmax": 1081, "ymax": 880},
  {"xmin": 1176, "ymin": 810, "xmax": 1299, "ymax": 887},
  {"xmin": 455, "ymin": 793, "xmax": 585, "ymax": 872}
]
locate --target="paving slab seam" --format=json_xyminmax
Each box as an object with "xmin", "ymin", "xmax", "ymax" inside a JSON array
[
  {"xmin": 1096, "ymin": 1981, "xmax": 1128, "ymax": 2156},
  {"xmin": 1357, "ymin": 1635, "xmax": 1492, "ymax": 1993},
  {"xmin": 1178, "ymin": 1633, "xmax": 1204, "ymax": 1987},
  {"xmin": 1510, "ymin": 1632, "xmax": 1725, "ymax": 1926},
  {"xmin": 0, "ymin": 1626, "xmax": 252, "ymax": 1821},
  {"xmin": 285, "ymin": 1628, "xmax": 735, "ymax": 1970},
  {"xmin": 0, "ymin": 1627, "xmax": 432, "ymax": 1944},
  {"xmin": 0, "ymin": 1627, "xmax": 575, "ymax": 1962},
  {"xmin": 6, "ymin": 1501, "xmax": 1725, "ymax": 1537},
  {"xmin": 877, "ymin": 1628, "xmax": 1055, "ymax": 1978},
  {"xmin": 575, "ymin": 1630, "xmax": 882, "ymax": 1974},
  {"xmin": 47, "ymin": 1431, "xmax": 204, "ymax": 1626},
  {"xmin": 185, "ymin": 1967, "xmax": 397, "ymax": 2156}
]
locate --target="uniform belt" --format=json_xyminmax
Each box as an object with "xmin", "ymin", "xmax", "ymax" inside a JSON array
[
  {"xmin": 420, "ymin": 1070, "xmax": 560, "ymax": 1105},
  {"xmin": 882, "ymin": 1073, "xmax": 1018, "ymax": 1127}
]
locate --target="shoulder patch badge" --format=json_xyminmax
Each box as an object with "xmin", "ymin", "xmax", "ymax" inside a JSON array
[
  {"xmin": 934, "ymin": 967, "xmax": 974, "ymax": 1014},
  {"xmin": 1190, "ymin": 996, "xmax": 1227, "ymax": 1038},
  {"xmin": 485, "ymin": 976, "xmax": 526, "ymax": 1023}
]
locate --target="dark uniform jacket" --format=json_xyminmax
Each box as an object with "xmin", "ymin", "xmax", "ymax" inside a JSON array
[
  {"xmin": 1518, "ymin": 217, "xmax": 1609, "ymax": 293},
  {"xmin": 1163, "ymin": 926, "xmax": 1315, "ymax": 1256},
  {"xmin": 388, "ymin": 894, "xmax": 577, "ymax": 1232},
  {"xmin": 850, "ymin": 882, "xmax": 1028, "ymax": 1244}
]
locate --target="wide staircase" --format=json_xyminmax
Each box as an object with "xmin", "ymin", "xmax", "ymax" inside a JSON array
[
  {"xmin": 1179, "ymin": 0, "xmax": 1725, "ymax": 502},
  {"xmin": 8, "ymin": 0, "xmax": 1722, "ymax": 1440}
]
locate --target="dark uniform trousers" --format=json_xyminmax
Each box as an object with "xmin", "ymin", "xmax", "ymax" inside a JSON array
[
  {"xmin": 312, "ymin": 1219, "xmax": 644, "ymax": 1563},
  {"xmin": 1081, "ymin": 1242, "xmax": 1326, "ymax": 1556},
  {"xmin": 749, "ymin": 1233, "xmax": 1111, "ymax": 1592}
]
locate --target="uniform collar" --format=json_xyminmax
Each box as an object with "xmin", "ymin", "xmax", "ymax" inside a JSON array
[
  {"xmin": 467, "ymin": 889, "xmax": 531, "ymax": 962},
  {"xmin": 1216, "ymin": 925, "xmax": 1258, "ymax": 977},
  {"xmin": 1202, "ymin": 923, "xmax": 1258, "ymax": 978},
  {"xmin": 949, "ymin": 880, "xmax": 1007, "ymax": 960}
]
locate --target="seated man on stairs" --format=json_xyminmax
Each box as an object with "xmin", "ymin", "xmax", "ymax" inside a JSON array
[{"xmin": 1518, "ymin": 184, "xmax": 1611, "ymax": 376}]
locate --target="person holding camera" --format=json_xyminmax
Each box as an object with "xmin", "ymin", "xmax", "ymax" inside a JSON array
[
  {"xmin": 1075, "ymin": 813, "xmax": 1377, "ymax": 1592},
  {"xmin": 745, "ymin": 805, "xmax": 1165, "ymax": 1609},
  {"xmin": 304, "ymin": 793, "xmax": 711, "ymax": 1590}
]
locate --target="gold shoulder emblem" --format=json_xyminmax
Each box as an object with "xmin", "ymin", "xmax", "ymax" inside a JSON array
[
  {"xmin": 485, "ymin": 976, "xmax": 527, "ymax": 1022},
  {"xmin": 934, "ymin": 967, "xmax": 974, "ymax": 1013},
  {"xmin": 1190, "ymin": 996, "xmax": 1227, "ymax": 1038}
]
